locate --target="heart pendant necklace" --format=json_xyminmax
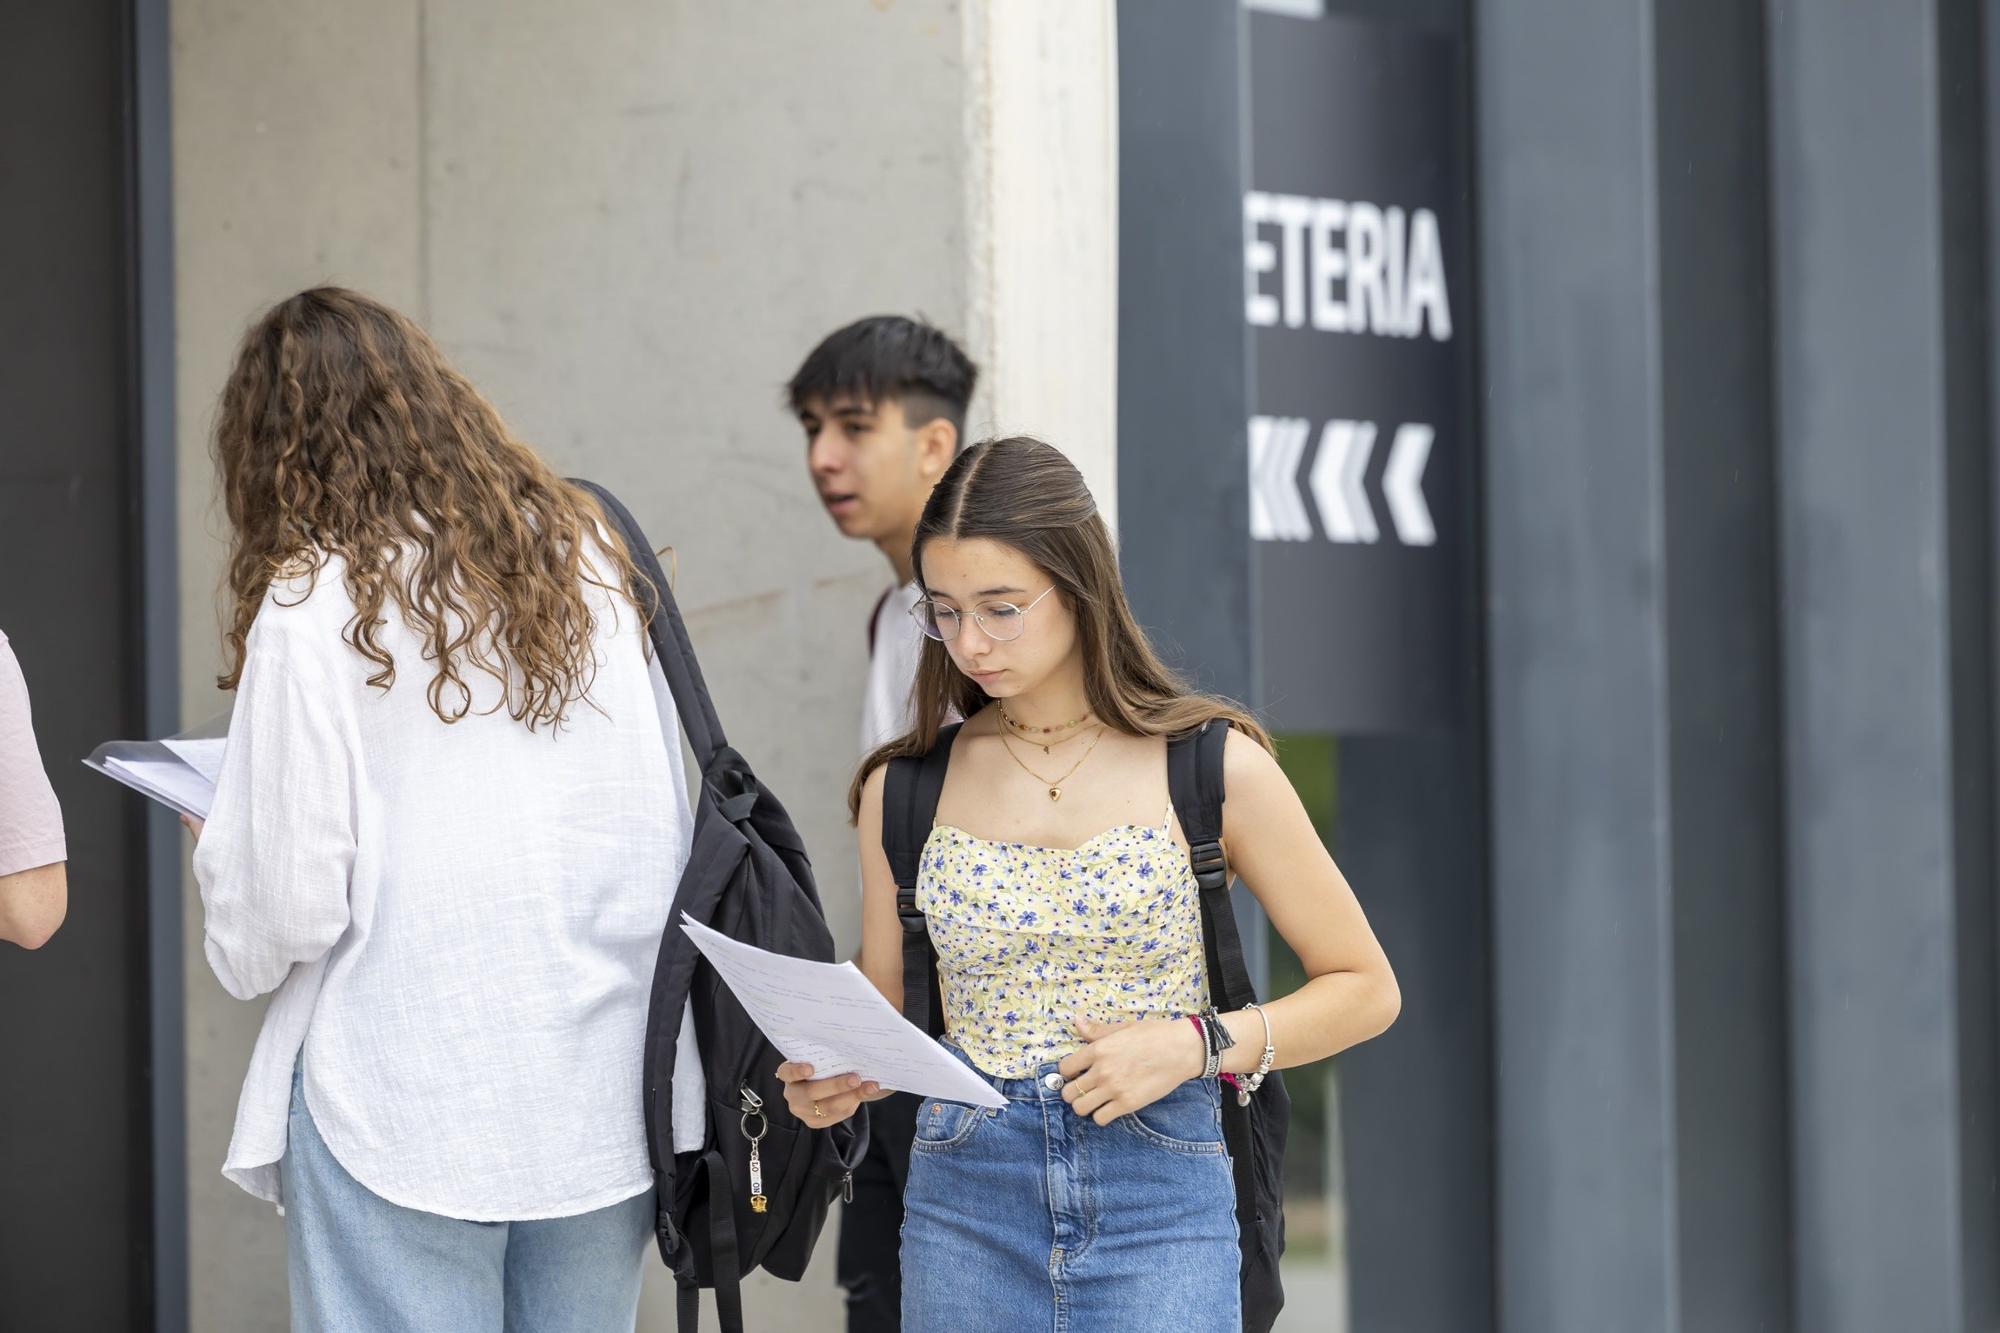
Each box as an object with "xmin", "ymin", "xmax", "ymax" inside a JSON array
[{"xmin": 999, "ymin": 723, "xmax": 1104, "ymax": 802}]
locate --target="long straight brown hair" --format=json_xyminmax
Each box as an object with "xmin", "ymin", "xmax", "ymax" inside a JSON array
[
  {"xmin": 213, "ymin": 287, "xmax": 649, "ymax": 728},
  {"xmin": 849, "ymin": 436, "xmax": 1271, "ymax": 819}
]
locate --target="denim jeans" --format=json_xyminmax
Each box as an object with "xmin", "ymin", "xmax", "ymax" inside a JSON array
[
  {"xmin": 900, "ymin": 1043, "xmax": 1241, "ymax": 1332},
  {"xmin": 279, "ymin": 1065, "xmax": 654, "ymax": 1332}
]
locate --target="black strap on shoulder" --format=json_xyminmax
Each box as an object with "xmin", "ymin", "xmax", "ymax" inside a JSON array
[
  {"xmin": 883, "ymin": 722, "xmax": 961, "ymax": 1036},
  {"xmin": 1168, "ymin": 719, "xmax": 1259, "ymax": 1012},
  {"xmin": 569, "ymin": 478, "xmax": 726, "ymax": 768},
  {"xmin": 1169, "ymin": 717, "xmax": 1265, "ymax": 1244}
]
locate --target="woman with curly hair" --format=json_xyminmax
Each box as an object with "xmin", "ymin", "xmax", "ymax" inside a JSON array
[{"xmin": 188, "ymin": 287, "xmax": 691, "ymax": 1331}]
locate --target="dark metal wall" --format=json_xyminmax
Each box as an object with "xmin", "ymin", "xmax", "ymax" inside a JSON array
[
  {"xmin": 1481, "ymin": 0, "xmax": 2000, "ymax": 1329},
  {"xmin": 1115, "ymin": 1, "xmax": 1258, "ymax": 712},
  {"xmin": 1116, "ymin": 0, "xmax": 1272, "ymax": 985},
  {"xmin": 1768, "ymin": 3, "xmax": 1999, "ymax": 1329},
  {"xmin": 1119, "ymin": 4, "xmax": 1494, "ymax": 1330},
  {"xmin": 1292, "ymin": 5, "xmax": 1497, "ymax": 1331},
  {"xmin": 1126, "ymin": 1, "xmax": 2000, "ymax": 1330},
  {"xmin": 0, "ymin": 1, "xmax": 181, "ymax": 1328}
]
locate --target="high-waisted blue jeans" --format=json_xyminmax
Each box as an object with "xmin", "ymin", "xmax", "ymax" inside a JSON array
[{"xmin": 900, "ymin": 1042, "xmax": 1241, "ymax": 1332}]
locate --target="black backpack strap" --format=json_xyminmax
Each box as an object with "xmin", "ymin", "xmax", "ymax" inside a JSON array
[
  {"xmin": 1169, "ymin": 717, "xmax": 1268, "ymax": 1252},
  {"xmin": 1169, "ymin": 718, "xmax": 1259, "ymax": 1011},
  {"xmin": 883, "ymin": 722, "xmax": 961, "ymax": 1035},
  {"xmin": 674, "ymin": 1151, "xmax": 745, "ymax": 1333},
  {"xmin": 569, "ymin": 477, "xmax": 726, "ymax": 767}
]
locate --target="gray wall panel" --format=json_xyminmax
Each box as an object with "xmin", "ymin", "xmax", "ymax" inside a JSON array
[
  {"xmin": 1769, "ymin": 1, "xmax": 2000, "ymax": 1327},
  {"xmin": 1116, "ymin": 0, "xmax": 1257, "ymax": 709},
  {"xmin": 1478, "ymin": 2, "xmax": 1675, "ymax": 1326},
  {"xmin": 1481, "ymin": 1, "xmax": 1791, "ymax": 1327}
]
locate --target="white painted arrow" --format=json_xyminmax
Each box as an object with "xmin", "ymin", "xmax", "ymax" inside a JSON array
[
  {"xmin": 1248, "ymin": 416, "xmax": 1281, "ymax": 540},
  {"xmin": 1382, "ymin": 423, "xmax": 1436, "ymax": 545},
  {"xmin": 1310, "ymin": 419, "xmax": 1379, "ymax": 543},
  {"xmin": 1248, "ymin": 415, "xmax": 1313, "ymax": 542}
]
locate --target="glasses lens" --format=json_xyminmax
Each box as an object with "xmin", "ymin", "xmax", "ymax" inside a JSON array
[
  {"xmin": 911, "ymin": 600, "xmax": 958, "ymax": 641},
  {"xmin": 979, "ymin": 603, "xmax": 1026, "ymax": 642}
]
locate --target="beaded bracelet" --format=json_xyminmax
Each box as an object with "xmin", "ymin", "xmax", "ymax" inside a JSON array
[{"xmin": 1234, "ymin": 1002, "xmax": 1277, "ymax": 1106}]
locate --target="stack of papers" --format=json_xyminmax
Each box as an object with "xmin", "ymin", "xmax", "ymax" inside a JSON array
[
  {"xmin": 680, "ymin": 914, "xmax": 1005, "ymax": 1110},
  {"xmin": 84, "ymin": 736, "xmax": 225, "ymax": 820}
]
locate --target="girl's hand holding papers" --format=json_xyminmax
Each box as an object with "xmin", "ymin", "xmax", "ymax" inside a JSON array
[{"xmin": 776, "ymin": 1061, "xmax": 891, "ymax": 1128}]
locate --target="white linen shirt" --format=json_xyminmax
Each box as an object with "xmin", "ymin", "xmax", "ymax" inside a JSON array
[
  {"xmin": 195, "ymin": 549, "xmax": 698, "ymax": 1219},
  {"xmin": 861, "ymin": 581, "xmax": 925, "ymax": 755}
]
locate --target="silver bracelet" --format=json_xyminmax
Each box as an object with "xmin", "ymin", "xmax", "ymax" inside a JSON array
[{"xmin": 1236, "ymin": 1002, "xmax": 1276, "ymax": 1106}]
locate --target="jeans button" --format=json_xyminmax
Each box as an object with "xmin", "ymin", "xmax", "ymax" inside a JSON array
[{"xmin": 1042, "ymin": 1073, "xmax": 1065, "ymax": 1092}]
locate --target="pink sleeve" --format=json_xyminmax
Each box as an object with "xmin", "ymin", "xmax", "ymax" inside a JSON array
[{"xmin": 0, "ymin": 632, "xmax": 66, "ymax": 877}]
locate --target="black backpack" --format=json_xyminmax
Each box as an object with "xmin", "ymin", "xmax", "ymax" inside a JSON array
[
  {"xmin": 576, "ymin": 480, "xmax": 869, "ymax": 1333},
  {"xmin": 882, "ymin": 717, "xmax": 1291, "ymax": 1332}
]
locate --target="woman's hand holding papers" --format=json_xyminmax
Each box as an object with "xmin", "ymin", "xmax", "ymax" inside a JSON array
[{"xmin": 776, "ymin": 1061, "xmax": 891, "ymax": 1128}]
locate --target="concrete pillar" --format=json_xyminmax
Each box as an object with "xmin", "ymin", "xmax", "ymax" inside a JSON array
[
  {"xmin": 1768, "ymin": 2, "xmax": 2000, "ymax": 1327},
  {"xmin": 1478, "ymin": 1, "xmax": 1790, "ymax": 1328},
  {"xmin": 962, "ymin": 0, "xmax": 1121, "ymax": 523}
]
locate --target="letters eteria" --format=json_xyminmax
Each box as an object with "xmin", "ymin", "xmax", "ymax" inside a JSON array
[{"xmin": 1243, "ymin": 191, "xmax": 1453, "ymax": 341}]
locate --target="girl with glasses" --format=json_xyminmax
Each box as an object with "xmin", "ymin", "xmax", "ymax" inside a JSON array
[{"xmin": 777, "ymin": 436, "xmax": 1400, "ymax": 1330}]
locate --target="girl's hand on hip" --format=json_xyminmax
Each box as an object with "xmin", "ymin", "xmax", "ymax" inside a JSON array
[
  {"xmin": 776, "ymin": 1061, "xmax": 889, "ymax": 1128},
  {"xmin": 1056, "ymin": 1016, "xmax": 1206, "ymax": 1125}
]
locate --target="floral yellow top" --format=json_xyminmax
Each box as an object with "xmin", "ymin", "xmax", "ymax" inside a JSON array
[{"xmin": 916, "ymin": 809, "xmax": 1208, "ymax": 1078}]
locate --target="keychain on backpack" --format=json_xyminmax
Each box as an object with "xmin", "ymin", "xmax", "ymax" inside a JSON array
[{"xmin": 740, "ymin": 1087, "xmax": 769, "ymax": 1214}]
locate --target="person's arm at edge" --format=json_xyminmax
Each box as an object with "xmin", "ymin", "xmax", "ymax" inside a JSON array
[
  {"xmin": 0, "ymin": 633, "xmax": 68, "ymax": 950},
  {"xmin": 0, "ymin": 861, "xmax": 66, "ymax": 949}
]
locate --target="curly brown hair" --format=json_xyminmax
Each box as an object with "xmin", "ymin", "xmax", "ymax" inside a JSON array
[{"xmin": 212, "ymin": 286, "xmax": 649, "ymax": 728}]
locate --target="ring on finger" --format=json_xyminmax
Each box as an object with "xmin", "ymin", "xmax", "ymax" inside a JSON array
[{"xmin": 812, "ymin": 1100, "xmax": 825, "ymax": 1118}]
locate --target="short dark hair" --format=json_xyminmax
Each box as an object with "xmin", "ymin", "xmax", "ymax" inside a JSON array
[{"xmin": 786, "ymin": 315, "xmax": 978, "ymax": 439}]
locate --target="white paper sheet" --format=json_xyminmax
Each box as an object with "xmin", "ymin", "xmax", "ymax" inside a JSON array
[
  {"xmin": 160, "ymin": 737, "xmax": 227, "ymax": 786},
  {"xmin": 679, "ymin": 913, "xmax": 1006, "ymax": 1110}
]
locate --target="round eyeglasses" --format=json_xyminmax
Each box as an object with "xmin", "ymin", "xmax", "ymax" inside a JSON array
[{"xmin": 909, "ymin": 586, "xmax": 1056, "ymax": 643}]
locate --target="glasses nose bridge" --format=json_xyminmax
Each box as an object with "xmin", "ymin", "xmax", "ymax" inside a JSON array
[{"xmin": 958, "ymin": 608, "xmax": 997, "ymax": 649}]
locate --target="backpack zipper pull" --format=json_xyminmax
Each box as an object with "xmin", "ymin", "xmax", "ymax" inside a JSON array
[{"xmin": 842, "ymin": 1170, "xmax": 854, "ymax": 1205}]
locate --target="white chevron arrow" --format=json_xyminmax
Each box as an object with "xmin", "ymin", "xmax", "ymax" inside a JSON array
[
  {"xmin": 1310, "ymin": 419, "xmax": 1379, "ymax": 543},
  {"xmin": 1382, "ymin": 423, "xmax": 1436, "ymax": 545},
  {"xmin": 1248, "ymin": 416, "xmax": 1313, "ymax": 541}
]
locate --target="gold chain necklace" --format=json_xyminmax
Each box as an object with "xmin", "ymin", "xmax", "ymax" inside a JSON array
[
  {"xmin": 998, "ymin": 701, "xmax": 1094, "ymax": 754},
  {"xmin": 998, "ymin": 723, "xmax": 1104, "ymax": 802}
]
